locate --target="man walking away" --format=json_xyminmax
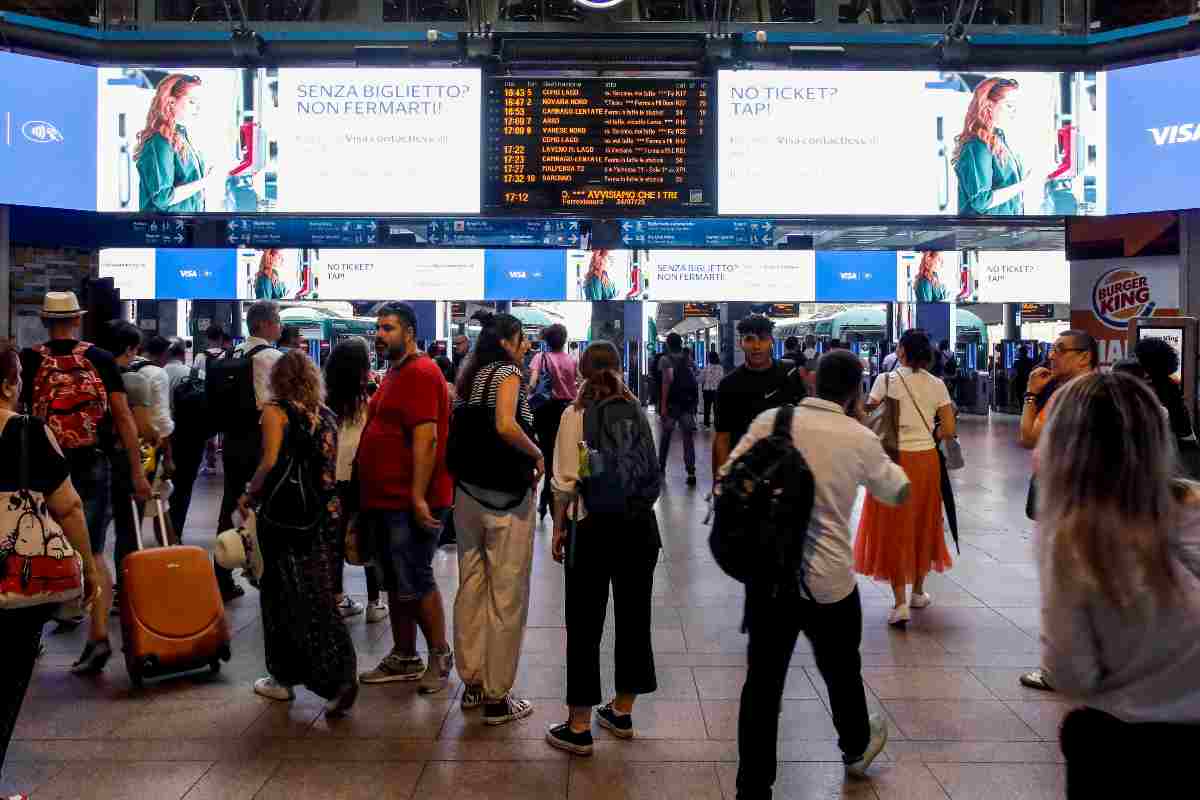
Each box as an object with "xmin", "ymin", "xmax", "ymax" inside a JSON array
[
  {"xmin": 212, "ymin": 301, "xmax": 283, "ymax": 602},
  {"xmin": 700, "ymin": 349, "xmax": 724, "ymax": 429},
  {"xmin": 195, "ymin": 324, "xmax": 225, "ymax": 473},
  {"xmin": 725, "ymin": 350, "xmax": 909, "ymax": 797},
  {"xmin": 164, "ymin": 338, "xmax": 208, "ymax": 540},
  {"xmin": 712, "ymin": 316, "xmax": 807, "ymax": 477},
  {"xmin": 658, "ymin": 333, "xmax": 699, "ymax": 487},
  {"xmin": 21, "ymin": 293, "xmax": 150, "ymax": 674},
  {"xmin": 357, "ymin": 303, "xmax": 456, "ymax": 694}
]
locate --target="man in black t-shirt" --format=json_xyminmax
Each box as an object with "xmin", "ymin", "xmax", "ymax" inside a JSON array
[
  {"xmin": 659, "ymin": 333, "xmax": 699, "ymax": 487},
  {"xmin": 713, "ymin": 315, "xmax": 807, "ymax": 478}
]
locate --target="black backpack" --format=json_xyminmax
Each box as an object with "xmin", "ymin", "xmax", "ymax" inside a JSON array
[
  {"xmin": 709, "ymin": 405, "xmax": 817, "ymax": 611},
  {"xmin": 579, "ymin": 396, "xmax": 661, "ymax": 515},
  {"xmin": 665, "ymin": 354, "xmax": 700, "ymax": 411},
  {"xmin": 205, "ymin": 345, "xmax": 275, "ymax": 433},
  {"xmin": 172, "ymin": 367, "xmax": 213, "ymax": 438},
  {"xmin": 258, "ymin": 404, "xmax": 326, "ymax": 536}
]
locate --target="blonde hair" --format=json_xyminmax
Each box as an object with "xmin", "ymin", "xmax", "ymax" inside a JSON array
[
  {"xmin": 269, "ymin": 350, "xmax": 324, "ymax": 419},
  {"xmin": 1039, "ymin": 372, "xmax": 1182, "ymax": 612}
]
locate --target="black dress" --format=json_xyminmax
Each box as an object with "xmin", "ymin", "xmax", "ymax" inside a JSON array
[{"xmin": 257, "ymin": 402, "xmax": 357, "ymax": 699}]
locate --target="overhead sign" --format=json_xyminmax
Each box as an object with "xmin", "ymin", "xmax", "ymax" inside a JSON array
[
  {"xmin": 226, "ymin": 218, "xmax": 378, "ymax": 248},
  {"xmin": 639, "ymin": 250, "xmax": 815, "ymax": 302},
  {"xmin": 315, "ymin": 249, "xmax": 485, "ymax": 300},
  {"xmin": 1070, "ymin": 256, "xmax": 1180, "ymax": 365},
  {"xmin": 815, "ymin": 251, "xmax": 898, "ymax": 302},
  {"xmin": 683, "ymin": 302, "xmax": 719, "ymax": 318},
  {"xmin": 483, "ymin": 250, "xmax": 568, "ymax": 301},
  {"xmin": 430, "ymin": 219, "xmax": 582, "ymax": 248},
  {"xmin": 970, "ymin": 251, "xmax": 1070, "ymax": 303},
  {"xmin": 1019, "ymin": 303, "xmax": 1055, "ymax": 320},
  {"xmin": 99, "ymin": 248, "xmax": 238, "ymax": 299},
  {"xmin": 619, "ymin": 219, "xmax": 774, "ymax": 249}
]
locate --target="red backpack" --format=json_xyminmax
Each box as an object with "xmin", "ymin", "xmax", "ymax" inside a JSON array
[{"xmin": 31, "ymin": 342, "xmax": 110, "ymax": 450}]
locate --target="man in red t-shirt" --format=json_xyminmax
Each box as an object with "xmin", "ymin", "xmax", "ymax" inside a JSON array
[{"xmin": 357, "ymin": 302, "xmax": 456, "ymax": 693}]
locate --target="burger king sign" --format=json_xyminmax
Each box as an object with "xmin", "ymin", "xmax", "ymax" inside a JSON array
[{"xmin": 1092, "ymin": 268, "xmax": 1155, "ymax": 329}]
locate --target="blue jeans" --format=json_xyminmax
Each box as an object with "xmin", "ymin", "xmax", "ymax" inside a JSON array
[{"xmin": 367, "ymin": 508, "xmax": 446, "ymax": 602}]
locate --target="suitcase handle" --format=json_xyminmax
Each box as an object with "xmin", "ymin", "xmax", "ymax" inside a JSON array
[{"xmin": 131, "ymin": 495, "xmax": 171, "ymax": 551}]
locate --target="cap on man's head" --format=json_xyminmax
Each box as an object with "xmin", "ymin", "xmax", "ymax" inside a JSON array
[{"xmin": 41, "ymin": 292, "xmax": 86, "ymax": 319}]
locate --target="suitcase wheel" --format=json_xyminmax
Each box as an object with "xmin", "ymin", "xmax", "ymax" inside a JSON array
[
  {"xmin": 210, "ymin": 660, "xmax": 222, "ymax": 675},
  {"xmin": 219, "ymin": 644, "xmax": 232, "ymax": 662},
  {"xmin": 125, "ymin": 653, "xmax": 144, "ymax": 689}
]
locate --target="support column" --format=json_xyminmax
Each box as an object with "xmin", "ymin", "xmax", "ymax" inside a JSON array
[
  {"xmin": 1002, "ymin": 303, "xmax": 1020, "ymax": 341},
  {"xmin": 0, "ymin": 206, "xmax": 9, "ymax": 338}
]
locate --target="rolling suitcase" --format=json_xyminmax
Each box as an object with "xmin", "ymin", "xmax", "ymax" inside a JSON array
[{"xmin": 120, "ymin": 495, "xmax": 232, "ymax": 687}]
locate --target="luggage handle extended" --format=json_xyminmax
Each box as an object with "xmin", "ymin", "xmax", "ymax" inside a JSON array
[{"xmin": 131, "ymin": 494, "xmax": 171, "ymax": 551}]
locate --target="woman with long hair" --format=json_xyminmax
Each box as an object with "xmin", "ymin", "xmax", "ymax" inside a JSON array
[
  {"xmin": 1037, "ymin": 372, "xmax": 1200, "ymax": 796},
  {"xmin": 953, "ymin": 77, "xmax": 1044, "ymax": 216},
  {"xmin": 451, "ymin": 311, "xmax": 544, "ymax": 726},
  {"xmin": 255, "ymin": 249, "xmax": 289, "ymax": 300},
  {"xmin": 529, "ymin": 323, "xmax": 579, "ymax": 521},
  {"xmin": 545, "ymin": 341, "xmax": 662, "ymax": 756},
  {"xmin": 135, "ymin": 74, "xmax": 227, "ymax": 213},
  {"xmin": 854, "ymin": 330, "xmax": 956, "ymax": 627},
  {"xmin": 581, "ymin": 250, "xmax": 617, "ymax": 301},
  {"xmin": 239, "ymin": 351, "xmax": 358, "ymax": 718},
  {"xmin": 323, "ymin": 338, "xmax": 386, "ymax": 623},
  {"xmin": 912, "ymin": 252, "xmax": 948, "ymax": 303}
]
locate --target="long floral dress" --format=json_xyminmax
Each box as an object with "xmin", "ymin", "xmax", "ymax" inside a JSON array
[{"xmin": 257, "ymin": 401, "xmax": 357, "ymax": 700}]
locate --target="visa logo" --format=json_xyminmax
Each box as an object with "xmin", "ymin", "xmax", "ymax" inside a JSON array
[
  {"xmin": 21, "ymin": 120, "xmax": 64, "ymax": 143},
  {"xmin": 1148, "ymin": 124, "xmax": 1200, "ymax": 145},
  {"xmin": 839, "ymin": 272, "xmax": 860, "ymax": 280},
  {"xmin": 508, "ymin": 272, "xmax": 527, "ymax": 279},
  {"xmin": 179, "ymin": 270, "xmax": 199, "ymax": 278}
]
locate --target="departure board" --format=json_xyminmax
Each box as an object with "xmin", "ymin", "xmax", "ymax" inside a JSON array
[{"xmin": 485, "ymin": 78, "xmax": 714, "ymax": 214}]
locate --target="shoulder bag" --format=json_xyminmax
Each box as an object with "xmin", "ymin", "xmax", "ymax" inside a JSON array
[
  {"xmin": 866, "ymin": 373, "xmax": 901, "ymax": 464},
  {"xmin": 447, "ymin": 363, "xmax": 536, "ymax": 498},
  {"xmin": 0, "ymin": 416, "xmax": 84, "ymax": 609},
  {"xmin": 897, "ymin": 371, "xmax": 964, "ymax": 470}
]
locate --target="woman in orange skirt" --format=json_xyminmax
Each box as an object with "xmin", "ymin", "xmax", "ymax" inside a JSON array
[{"xmin": 855, "ymin": 330, "xmax": 956, "ymax": 628}]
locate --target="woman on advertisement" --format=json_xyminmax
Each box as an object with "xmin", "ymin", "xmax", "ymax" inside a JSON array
[
  {"xmin": 581, "ymin": 250, "xmax": 617, "ymax": 301},
  {"xmin": 953, "ymin": 78, "xmax": 1047, "ymax": 217},
  {"xmin": 134, "ymin": 74, "xmax": 228, "ymax": 213},
  {"xmin": 255, "ymin": 250, "xmax": 289, "ymax": 300},
  {"xmin": 912, "ymin": 252, "xmax": 949, "ymax": 302}
]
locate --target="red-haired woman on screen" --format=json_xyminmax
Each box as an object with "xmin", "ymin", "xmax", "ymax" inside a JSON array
[{"xmin": 135, "ymin": 74, "xmax": 226, "ymax": 213}]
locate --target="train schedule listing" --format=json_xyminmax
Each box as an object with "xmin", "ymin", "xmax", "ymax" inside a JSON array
[{"xmin": 485, "ymin": 78, "xmax": 714, "ymax": 213}]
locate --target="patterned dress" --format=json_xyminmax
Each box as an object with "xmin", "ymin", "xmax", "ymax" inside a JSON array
[{"xmin": 257, "ymin": 402, "xmax": 357, "ymax": 699}]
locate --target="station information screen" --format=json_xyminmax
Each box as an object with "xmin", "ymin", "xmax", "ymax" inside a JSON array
[{"xmin": 485, "ymin": 78, "xmax": 714, "ymax": 214}]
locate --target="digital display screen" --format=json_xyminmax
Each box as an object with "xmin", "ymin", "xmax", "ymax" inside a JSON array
[
  {"xmin": 968, "ymin": 250, "xmax": 1070, "ymax": 303},
  {"xmin": 637, "ymin": 250, "xmax": 814, "ymax": 302},
  {"xmin": 718, "ymin": 69, "xmax": 1105, "ymax": 217},
  {"xmin": 485, "ymin": 78, "xmax": 714, "ymax": 214},
  {"xmin": 483, "ymin": 250, "xmax": 569, "ymax": 301},
  {"xmin": 815, "ymin": 252, "xmax": 898, "ymax": 302}
]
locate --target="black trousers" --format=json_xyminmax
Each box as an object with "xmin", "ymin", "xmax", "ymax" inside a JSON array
[
  {"xmin": 565, "ymin": 512, "xmax": 660, "ymax": 708},
  {"xmin": 0, "ymin": 606, "xmax": 50, "ymax": 770},
  {"xmin": 169, "ymin": 431, "xmax": 209, "ymax": 541},
  {"xmin": 1061, "ymin": 707, "xmax": 1200, "ymax": 797},
  {"xmin": 333, "ymin": 481, "xmax": 380, "ymax": 601},
  {"xmin": 737, "ymin": 587, "xmax": 871, "ymax": 800},
  {"xmin": 703, "ymin": 390, "xmax": 717, "ymax": 427},
  {"xmin": 534, "ymin": 398, "xmax": 570, "ymax": 514},
  {"xmin": 217, "ymin": 431, "xmax": 262, "ymax": 589}
]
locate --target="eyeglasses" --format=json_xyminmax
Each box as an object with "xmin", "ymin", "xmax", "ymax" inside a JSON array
[{"xmin": 1052, "ymin": 345, "xmax": 1087, "ymax": 355}]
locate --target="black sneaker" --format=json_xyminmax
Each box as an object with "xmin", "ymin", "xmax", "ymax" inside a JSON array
[
  {"xmin": 546, "ymin": 722, "xmax": 594, "ymax": 756},
  {"xmin": 70, "ymin": 639, "xmax": 112, "ymax": 675},
  {"xmin": 483, "ymin": 695, "xmax": 535, "ymax": 726},
  {"xmin": 595, "ymin": 703, "xmax": 635, "ymax": 739},
  {"xmin": 220, "ymin": 583, "xmax": 246, "ymax": 603},
  {"xmin": 685, "ymin": 473, "xmax": 697, "ymax": 487}
]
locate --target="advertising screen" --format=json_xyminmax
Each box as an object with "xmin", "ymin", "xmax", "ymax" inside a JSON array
[
  {"xmin": 314, "ymin": 249, "xmax": 485, "ymax": 300},
  {"xmin": 100, "ymin": 248, "xmax": 238, "ymax": 299},
  {"xmin": 567, "ymin": 250, "xmax": 638, "ymax": 301},
  {"xmin": 815, "ymin": 251, "xmax": 898, "ymax": 302},
  {"xmin": 637, "ymin": 250, "xmax": 814, "ymax": 302},
  {"xmin": 968, "ymin": 250, "xmax": 1070, "ymax": 303},
  {"xmin": 485, "ymin": 78, "xmax": 714, "ymax": 214},
  {"xmin": 0, "ymin": 52, "xmax": 98, "ymax": 210},
  {"xmin": 484, "ymin": 250, "xmax": 568, "ymax": 301},
  {"xmin": 99, "ymin": 248, "xmax": 157, "ymax": 299},
  {"xmin": 97, "ymin": 67, "xmax": 481, "ymax": 214},
  {"xmin": 1104, "ymin": 55, "xmax": 1200, "ymax": 215},
  {"xmin": 1070, "ymin": 256, "xmax": 1181, "ymax": 366},
  {"xmin": 896, "ymin": 251, "xmax": 966, "ymax": 303},
  {"xmin": 718, "ymin": 70, "xmax": 1103, "ymax": 217}
]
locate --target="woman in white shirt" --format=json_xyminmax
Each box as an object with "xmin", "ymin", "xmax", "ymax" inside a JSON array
[
  {"xmin": 700, "ymin": 350, "xmax": 724, "ymax": 429},
  {"xmin": 1037, "ymin": 372, "xmax": 1200, "ymax": 796},
  {"xmin": 855, "ymin": 330, "xmax": 956, "ymax": 627}
]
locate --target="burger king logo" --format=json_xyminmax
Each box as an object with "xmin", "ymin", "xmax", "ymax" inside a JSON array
[{"xmin": 1092, "ymin": 268, "xmax": 1156, "ymax": 329}]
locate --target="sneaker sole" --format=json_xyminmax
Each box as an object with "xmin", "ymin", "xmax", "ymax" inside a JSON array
[
  {"xmin": 358, "ymin": 672, "xmax": 425, "ymax": 685},
  {"xmin": 254, "ymin": 689, "xmax": 295, "ymax": 702},
  {"xmin": 546, "ymin": 730, "xmax": 594, "ymax": 756},
  {"xmin": 418, "ymin": 680, "xmax": 450, "ymax": 695},
  {"xmin": 846, "ymin": 724, "xmax": 889, "ymax": 779},
  {"xmin": 461, "ymin": 699, "xmax": 484, "ymax": 710},
  {"xmin": 597, "ymin": 715, "xmax": 635, "ymax": 739},
  {"xmin": 484, "ymin": 703, "xmax": 535, "ymax": 726}
]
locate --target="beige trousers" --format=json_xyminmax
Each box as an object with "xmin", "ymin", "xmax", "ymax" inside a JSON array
[{"xmin": 453, "ymin": 485, "xmax": 535, "ymax": 702}]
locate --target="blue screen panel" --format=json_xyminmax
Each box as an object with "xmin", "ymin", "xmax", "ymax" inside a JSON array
[
  {"xmin": 155, "ymin": 250, "xmax": 238, "ymax": 299},
  {"xmin": 815, "ymin": 252, "xmax": 897, "ymax": 302},
  {"xmin": 484, "ymin": 250, "xmax": 568, "ymax": 301}
]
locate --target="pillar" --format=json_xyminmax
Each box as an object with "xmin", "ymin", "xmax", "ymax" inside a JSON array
[{"xmin": 1002, "ymin": 303, "xmax": 1020, "ymax": 341}]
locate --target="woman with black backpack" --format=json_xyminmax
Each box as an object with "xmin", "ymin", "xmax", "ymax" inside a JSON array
[
  {"xmin": 545, "ymin": 341, "xmax": 662, "ymax": 756},
  {"xmin": 238, "ymin": 350, "xmax": 358, "ymax": 718}
]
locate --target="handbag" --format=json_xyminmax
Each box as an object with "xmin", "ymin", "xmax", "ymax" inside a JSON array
[
  {"xmin": 0, "ymin": 416, "xmax": 84, "ymax": 609},
  {"xmin": 897, "ymin": 371, "xmax": 964, "ymax": 471},
  {"xmin": 866, "ymin": 373, "xmax": 901, "ymax": 463},
  {"xmin": 447, "ymin": 363, "xmax": 537, "ymax": 497},
  {"xmin": 529, "ymin": 352, "xmax": 555, "ymax": 412},
  {"xmin": 343, "ymin": 512, "xmax": 373, "ymax": 566}
]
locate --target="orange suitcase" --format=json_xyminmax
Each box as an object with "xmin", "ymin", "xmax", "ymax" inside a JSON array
[{"xmin": 120, "ymin": 496, "xmax": 232, "ymax": 687}]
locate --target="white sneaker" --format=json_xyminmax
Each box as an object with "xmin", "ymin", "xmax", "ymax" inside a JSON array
[
  {"xmin": 336, "ymin": 596, "xmax": 365, "ymax": 618},
  {"xmin": 888, "ymin": 605, "xmax": 911, "ymax": 629},
  {"xmin": 845, "ymin": 714, "xmax": 889, "ymax": 778},
  {"xmin": 365, "ymin": 599, "xmax": 390, "ymax": 624},
  {"xmin": 254, "ymin": 677, "xmax": 295, "ymax": 701},
  {"xmin": 910, "ymin": 592, "xmax": 933, "ymax": 609}
]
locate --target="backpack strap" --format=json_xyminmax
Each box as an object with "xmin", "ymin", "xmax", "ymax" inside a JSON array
[
  {"xmin": 242, "ymin": 344, "xmax": 276, "ymax": 360},
  {"xmin": 771, "ymin": 404, "xmax": 795, "ymax": 439}
]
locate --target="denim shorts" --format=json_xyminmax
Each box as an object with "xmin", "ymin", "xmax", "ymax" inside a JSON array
[
  {"xmin": 368, "ymin": 508, "xmax": 447, "ymax": 601},
  {"xmin": 64, "ymin": 449, "xmax": 112, "ymax": 555}
]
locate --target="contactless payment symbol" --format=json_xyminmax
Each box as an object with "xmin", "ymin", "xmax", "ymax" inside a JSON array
[
  {"xmin": 21, "ymin": 120, "xmax": 64, "ymax": 144},
  {"xmin": 1092, "ymin": 268, "xmax": 1155, "ymax": 330}
]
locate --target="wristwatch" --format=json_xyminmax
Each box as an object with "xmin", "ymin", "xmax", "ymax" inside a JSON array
[{"xmin": 1023, "ymin": 393, "xmax": 1038, "ymax": 404}]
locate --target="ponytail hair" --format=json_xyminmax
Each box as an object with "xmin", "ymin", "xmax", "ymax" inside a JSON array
[
  {"xmin": 575, "ymin": 340, "xmax": 635, "ymax": 410},
  {"xmin": 456, "ymin": 311, "xmax": 525, "ymax": 398}
]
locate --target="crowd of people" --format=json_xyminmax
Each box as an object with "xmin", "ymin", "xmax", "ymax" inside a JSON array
[{"xmin": 3, "ymin": 292, "xmax": 1199, "ymax": 800}]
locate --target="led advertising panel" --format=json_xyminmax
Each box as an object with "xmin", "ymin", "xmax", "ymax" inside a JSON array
[
  {"xmin": 896, "ymin": 251, "xmax": 967, "ymax": 303},
  {"xmin": 814, "ymin": 251, "xmax": 898, "ymax": 302},
  {"xmin": 718, "ymin": 70, "xmax": 1103, "ymax": 217},
  {"xmin": 0, "ymin": 52, "xmax": 98, "ymax": 210},
  {"xmin": 1103, "ymin": 55, "xmax": 1200, "ymax": 215},
  {"xmin": 97, "ymin": 67, "xmax": 482, "ymax": 214},
  {"xmin": 637, "ymin": 250, "xmax": 815, "ymax": 302},
  {"xmin": 567, "ymin": 250, "xmax": 638, "ymax": 301},
  {"xmin": 967, "ymin": 250, "xmax": 1070, "ymax": 303},
  {"xmin": 483, "ymin": 250, "xmax": 569, "ymax": 301},
  {"xmin": 99, "ymin": 248, "xmax": 238, "ymax": 299},
  {"xmin": 304, "ymin": 249, "xmax": 486, "ymax": 300}
]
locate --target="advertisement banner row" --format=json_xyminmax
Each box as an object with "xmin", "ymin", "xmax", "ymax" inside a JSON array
[
  {"xmin": 1069, "ymin": 256, "xmax": 1181, "ymax": 367},
  {"xmin": 4, "ymin": 52, "xmax": 1198, "ymax": 218},
  {"xmin": 99, "ymin": 247, "xmax": 1070, "ymax": 302}
]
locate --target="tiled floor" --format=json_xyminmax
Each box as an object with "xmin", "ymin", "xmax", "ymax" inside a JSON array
[{"xmin": 2, "ymin": 413, "xmax": 1070, "ymax": 799}]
